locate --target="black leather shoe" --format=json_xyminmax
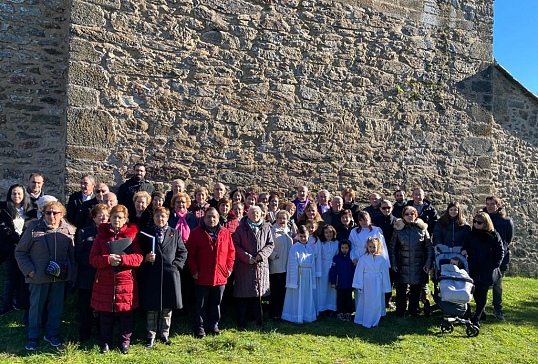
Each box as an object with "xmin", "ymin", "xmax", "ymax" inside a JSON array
[
  {"xmin": 145, "ymin": 338, "xmax": 155, "ymax": 348},
  {"xmin": 159, "ymin": 336, "xmax": 172, "ymax": 345},
  {"xmin": 120, "ymin": 344, "xmax": 129, "ymax": 354},
  {"xmin": 100, "ymin": 344, "xmax": 109, "ymax": 354}
]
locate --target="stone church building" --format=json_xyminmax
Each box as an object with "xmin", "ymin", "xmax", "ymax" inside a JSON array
[{"xmin": 1, "ymin": 0, "xmax": 537, "ymax": 276}]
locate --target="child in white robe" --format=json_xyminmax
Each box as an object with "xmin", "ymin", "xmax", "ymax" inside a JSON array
[
  {"xmin": 353, "ymin": 237, "xmax": 392, "ymax": 328},
  {"xmin": 317, "ymin": 225, "xmax": 339, "ymax": 314},
  {"xmin": 281, "ymin": 225, "xmax": 317, "ymax": 324},
  {"xmin": 305, "ymin": 219, "xmax": 322, "ymax": 314}
]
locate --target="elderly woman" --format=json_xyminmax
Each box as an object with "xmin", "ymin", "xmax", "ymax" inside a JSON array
[
  {"xmin": 168, "ymin": 192, "xmax": 197, "ymax": 241},
  {"xmin": 130, "ymin": 191, "xmax": 152, "ymax": 231},
  {"xmin": 233, "ymin": 206, "xmax": 274, "ymax": 327},
  {"xmin": 189, "ymin": 187, "xmax": 210, "ymax": 226},
  {"xmin": 15, "ymin": 200, "xmax": 76, "ymax": 351},
  {"xmin": 139, "ymin": 207, "xmax": 187, "ymax": 348},
  {"xmin": 461, "ymin": 212, "xmax": 504, "ymax": 328},
  {"xmin": 90, "ymin": 204, "xmax": 143, "ymax": 354},
  {"xmin": 0, "ymin": 184, "xmax": 37, "ymax": 315},
  {"xmin": 75, "ymin": 203, "xmax": 110, "ymax": 342},
  {"xmin": 217, "ymin": 197, "xmax": 239, "ymax": 235},
  {"xmin": 389, "ymin": 206, "xmax": 433, "ymax": 317}
]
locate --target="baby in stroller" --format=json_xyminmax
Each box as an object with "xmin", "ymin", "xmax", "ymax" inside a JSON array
[{"xmin": 426, "ymin": 250, "xmax": 480, "ymax": 337}]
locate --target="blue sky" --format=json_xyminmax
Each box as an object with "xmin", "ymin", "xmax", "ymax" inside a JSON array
[{"xmin": 494, "ymin": 0, "xmax": 538, "ymax": 96}]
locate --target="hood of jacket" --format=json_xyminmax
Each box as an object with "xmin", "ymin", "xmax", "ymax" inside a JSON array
[
  {"xmin": 394, "ymin": 218, "xmax": 428, "ymax": 231},
  {"xmin": 97, "ymin": 221, "xmax": 138, "ymax": 239}
]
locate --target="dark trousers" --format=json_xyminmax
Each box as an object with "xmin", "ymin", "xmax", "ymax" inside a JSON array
[
  {"xmin": 395, "ymin": 283, "xmax": 421, "ymax": 315},
  {"xmin": 77, "ymin": 289, "xmax": 94, "ymax": 341},
  {"xmin": 99, "ymin": 310, "xmax": 134, "ymax": 347},
  {"xmin": 269, "ymin": 273, "xmax": 286, "ymax": 318},
  {"xmin": 1, "ymin": 256, "xmax": 20, "ymax": 309},
  {"xmin": 336, "ymin": 288, "xmax": 353, "ymax": 314},
  {"xmin": 237, "ymin": 297, "xmax": 262, "ymax": 326},
  {"xmin": 385, "ymin": 269, "xmax": 396, "ymax": 306},
  {"xmin": 473, "ymin": 285, "xmax": 489, "ymax": 320},
  {"xmin": 194, "ymin": 284, "xmax": 225, "ymax": 331}
]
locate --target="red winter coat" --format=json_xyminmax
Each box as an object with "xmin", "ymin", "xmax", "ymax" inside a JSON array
[
  {"xmin": 186, "ymin": 224, "xmax": 235, "ymax": 286},
  {"xmin": 89, "ymin": 223, "xmax": 143, "ymax": 312}
]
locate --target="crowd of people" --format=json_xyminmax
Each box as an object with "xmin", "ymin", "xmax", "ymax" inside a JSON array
[{"xmin": 0, "ymin": 164, "xmax": 514, "ymax": 353}]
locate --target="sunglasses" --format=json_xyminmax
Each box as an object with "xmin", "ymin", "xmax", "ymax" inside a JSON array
[
  {"xmin": 381, "ymin": 207, "xmax": 391, "ymax": 210},
  {"xmin": 95, "ymin": 189, "xmax": 107, "ymax": 193},
  {"xmin": 45, "ymin": 211, "xmax": 61, "ymax": 216},
  {"xmin": 473, "ymin": 220, "xmax": 484, "ymax": 225}
]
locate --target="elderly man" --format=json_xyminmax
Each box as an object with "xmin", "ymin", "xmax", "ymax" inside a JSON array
[
  {"xmin": 322, "ymin": 196, "xmax": 343, "ymax": 227},
  {"xmin": 26, "ymin": 173, "xmax": 45, "ymax": 208},
  {"xmin": 117, "ymin": 163, "xmax": 155, "ymax": 211},
  {"xmin": 75, "ymin": 183, "xmax": 109, "ymax": 229},
  {"xmin": 316, "ymin": 190, "xmax": 331, "ymax": 215},
  {"xmin": 67, "ymin": 175, "xmax": 95, "ymax": 225},
  {"xmin": 292, "ymin": 185, "xmax": 310, "ymax": 220},
  {"xmin": 103, "ymin": 192, "xmax": 118, "ymax": 208},
  {"xmin": 186, "ymin": 208, "xmax": 235, "ymax": 338},
  {"xmin": 485, "ymin": 196, "xmax": 514, "ymax": 321},
  {"xmin": 363, "ymin": 192, "xmax": 382, "ymax": 220},
  {"xmin": 164, "ymin": 179, "xmax": 185, "ymax": 208},
  {"xmin": 208, "ymin": 183, "xmax": 227, "ymax": 209}
]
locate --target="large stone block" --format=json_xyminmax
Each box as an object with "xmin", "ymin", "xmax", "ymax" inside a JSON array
[{"xmin": 67, "ymin": 108, "xmax": 116, "ymax": 147}]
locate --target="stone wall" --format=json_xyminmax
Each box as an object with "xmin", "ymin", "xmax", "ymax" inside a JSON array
[
  {"xmin": 2, "ymin": 0, "xmax": 538, "ymax": 276},
  {"xmin": 491, "ymin": 65, "xmax": 538, "ymax": 277},
  {"xmin": 0, "ymin": 0, "xmax": 70, "ymax": 196}
]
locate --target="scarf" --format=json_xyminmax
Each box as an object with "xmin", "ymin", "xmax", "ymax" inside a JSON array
[
  {"xmin": 155, "ymin": 225, "xmax": 167, "ymax": 246},
  {"xmin": 174, "ymin": 209, "xmax": 190, "ymax": 241},
  {"xmin": 247, "ymin": 218, "xmax": 263, "ymax": 235}
]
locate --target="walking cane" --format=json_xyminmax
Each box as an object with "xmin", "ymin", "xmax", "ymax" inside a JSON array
[{"xmin": 256, "ymin": 262, "xmax": 263, "ymax": 326}]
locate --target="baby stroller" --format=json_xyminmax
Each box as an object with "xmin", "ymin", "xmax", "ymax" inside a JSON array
[{"xmin": 427, "ymin": 245, "xmax": 479, "ymax": 337}]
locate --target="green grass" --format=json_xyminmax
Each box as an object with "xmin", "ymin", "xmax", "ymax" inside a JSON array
[{"xmin": 1, "ymin": 277, "xmax": 537, "ymax": 363}]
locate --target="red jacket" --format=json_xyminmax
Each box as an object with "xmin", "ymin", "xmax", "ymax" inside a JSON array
[
  {"xmin": 89, "ymin": 223, "xmax": 143, "ymax": 312},
  {"xmin": 186, "ymin": 224, "xmax": 235, "ymax": 286}
]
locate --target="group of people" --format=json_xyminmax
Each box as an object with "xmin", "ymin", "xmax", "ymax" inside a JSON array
[{"xmin": 0, "ymin": 164, "xmax": 514, "ymax": 353}]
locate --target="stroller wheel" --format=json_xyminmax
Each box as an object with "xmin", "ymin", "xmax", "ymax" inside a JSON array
[
  {"xmin": 440, "ymin": 322, "xmax": 454, "ymax": 333},
  {"xmin": 466, "ymin": 324, "xmax": 480, "ymax": 337}
]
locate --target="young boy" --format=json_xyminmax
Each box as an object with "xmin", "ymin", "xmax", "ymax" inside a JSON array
[{"xmin": 329, "ymin": 240, "xmax": 355, "ymax": 321}]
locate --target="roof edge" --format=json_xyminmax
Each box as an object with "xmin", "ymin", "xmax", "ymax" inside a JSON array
[{"xmin": 493, "ymin": 60, "xmax": 538, "ymax": 103}]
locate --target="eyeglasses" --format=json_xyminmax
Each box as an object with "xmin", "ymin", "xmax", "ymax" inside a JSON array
[
  {"xmin": 404, "ymin": 212, "xmax": 415, "ymax": 216},
  {"xmin": 95, "ymin": 189, "xmax": 107, "ymax": 193},
  {"xmin": 45, "ymin": 211, "xmax": 61, "ymax": 216},
  {"xmin": 381, "ymin": 207, "xmax": 392, "ymax": 210},
  {"xmin": 473, "ymin": 220, "xmax": 484, "ymax": 225}
]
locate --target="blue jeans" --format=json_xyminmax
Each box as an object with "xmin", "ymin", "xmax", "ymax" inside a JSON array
[
  {"xmin": 492, "ymin": 273, "xmax": 504, "ymax": 312},
  {"xmin": 28, "ymin": 282, "xmax": 66, "ymax": 339},
  {"xmin": 194, "ymin": 284, "xmax": 225, "ymax": 331}
]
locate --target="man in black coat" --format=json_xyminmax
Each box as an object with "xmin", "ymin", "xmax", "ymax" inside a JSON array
[
  {"xmin": 66, "ymin": 175, "xmax": 95, "ymax": 226},
  {"xmin": 208, "ymin": 183, "xmax": 226, "ymax": 209},
  {"xmin": 485, "ymin": 196, "xmax": 514, "ymax": 321},
  {"xmin": 164, "ymin": 179, "xmax": 185, "ymax": 209},
  {"xmin": 26, "ymin": 173, "xmax": 44, "ymax": 209},
  {"xmin": 75, "ymin": 183, "xmax": 109, "ymax": 229},
  {"xmin": 117, "ymin": 163, "xmax": 155, "ymax": 211}
]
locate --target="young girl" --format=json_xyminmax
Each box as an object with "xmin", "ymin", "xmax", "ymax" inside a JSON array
[
  {"xmin": 348, "ymin": 211, "xmax": 388, "ymax": 265},
  {"xmin": 317, "ymin": 225, "xmax": 339, "ymax": 315},
  {"xmin": 335, "ymin": 209, "xmax": 356, "ymax": 242},
  {"xmin": 352, "ymin": 237, "xmax": 391, "ymax": 328},
  {"xmin": 329, "ymin": 240, "xmax": 355, "ymax": 321},
  {"xmin": 281, "ymin": 225, "xmax": 317, "ymax": 324},
  {"xmin": 305, "ymin": 219, "xmax": 322, "ymax": 313}
]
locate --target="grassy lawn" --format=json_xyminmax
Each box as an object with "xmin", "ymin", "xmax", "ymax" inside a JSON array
[{"xmin": 0, "ymin": 276, "xmax": 537, "ymax": 363}]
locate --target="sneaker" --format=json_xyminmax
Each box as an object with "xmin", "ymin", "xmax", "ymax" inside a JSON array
[
  {"xmin": 337, "ymin": 313, "xmax": 345, "ymax": 321},
  {"xmin": 43, "ymin": 335, "xmax": 63, "ymax": 347},
  {"xmin": 494, "ymin": 311, "xmax": 506, "ymax": 321},
  {"xmin": 25, "ymin": 339, "xmax": 38, "ymax": 351}
]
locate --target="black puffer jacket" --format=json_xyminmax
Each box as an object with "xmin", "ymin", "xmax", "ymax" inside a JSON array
[
  {"xmin": 389, "ymin": 218, "xmax": 433, "ymax": 285},
  {"xmin": 433, "ymin": 219, "xmax": 471, "ymax": 250},
  {"xmin": 462, "ymin": 228, "xmax": 504, "ymax": 288}
]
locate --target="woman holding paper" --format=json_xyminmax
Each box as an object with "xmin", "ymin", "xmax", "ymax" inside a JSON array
[
  {"xmin": 90, "ymin": 204, "xmax": 143, "ymax": 355},
  {"xmin": 139, "ymin": 207, "xmax": 187, "ymax": 348}
]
